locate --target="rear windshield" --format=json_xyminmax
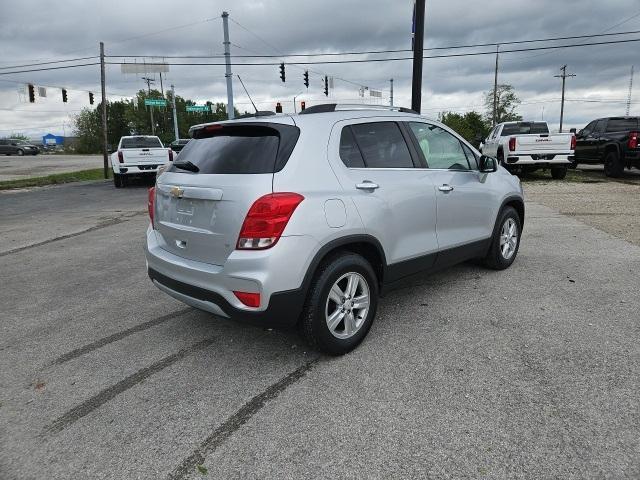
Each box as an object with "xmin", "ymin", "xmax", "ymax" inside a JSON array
[
  {"xmin": 172, "ymin": 124, "xmax": 299, "ymax": 174},
  {"xmin": 121, "ymin": 137, "xmax": 162, "ymax": 148},
  {"xmin": 501, "ymin": 122, "xmax": 549, "ymax": 136},
  {"xmin": 606, "ymin": 118, "xmax": 638, "ymax": 132}
]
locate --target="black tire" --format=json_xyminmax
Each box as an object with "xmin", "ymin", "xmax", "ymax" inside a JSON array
[
  {"xmin": 551, "ymin": 166, "xmax": 567, "ymax": 180},
  {"xmin": 113, "ymin": 173, "xmax": 125, "ymax": 188},
  {"xmin": 603, "ymin": 151, "xmax": 623, "ymax": 178},
  {"xmin": 497, "ymin": 149, "xmax": 504, "ymax": 165},
  {"xmin": 16, "ymin": 149, "xmax": 24, "ymax": 156},
  {"xmin": 483, "ymin": 206, "xmax": 521, "ymax": 270},
  {"xmin": 299, "ymin": 252, "xmax": 379, "ymax": 356}
]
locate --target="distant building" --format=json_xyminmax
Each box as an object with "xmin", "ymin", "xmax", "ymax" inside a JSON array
[{"xmin": 42, "ymin": 133, "xmax": 64, "ymax": 146}]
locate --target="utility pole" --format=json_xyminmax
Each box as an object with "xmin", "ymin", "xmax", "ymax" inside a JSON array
[
  {"xmin": 100, "ymin": 41, "xmax": 108, "ymax": 179},
  {"xmin": 390, "ymin": 78, "xmax": 394, "ymax": 106},
  {"xmin": 142, "ymin": 76, "xmax": 155, "ymax": 135},
  {"xmin": 411, "ymin": 0, "xmax": 425, "ymax": 113},
  {"xmin": 171, "ymin": 84, "xmax": 179, "ymax": 141},
  {"xmin": 626, "ymin": 65, "xmax": 634, "ymax": 116},
  {"xmin": 492, "ymin": 44, "xmax": 499, "ymax": 127},
  {"xmin": 222, "ymin": 11, "xmax": 234, "ymax": 120},
  {"xmin": 555, "ymin": 65, "xmax": 576, "ymax": 133}
]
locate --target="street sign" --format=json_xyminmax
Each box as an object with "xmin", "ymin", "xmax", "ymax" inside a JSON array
[
  {"xmin": 144, "ymin": 98, "xmax": 167, "ymax": 107},
  {"xmin": 186, "ymin": 105, "xmax": 210, "ymax": 112}
]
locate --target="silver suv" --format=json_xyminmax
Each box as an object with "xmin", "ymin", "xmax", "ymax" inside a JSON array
[{"xmin": 145, "ymin": 104, "xmax": 524, "ymax": 355}]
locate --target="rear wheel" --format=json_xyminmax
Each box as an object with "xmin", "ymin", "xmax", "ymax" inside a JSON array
[
  {"xmin": 603, "ymin": 151, "xmax": 624, "ymax": 177},
  {"xmin": 300, "ymin": 252, "xmax": 378, "ymax": 355},
  {"xmin": 483, "ymin": 206, "xmax": 521, "ymax": 270},
  {"xmin": 551, "ymin": 166, "xmax": 567, "ymax": 179},
  {"xmin": 113, "ymin": 173, "xmax": 125, "ymax": 188}
]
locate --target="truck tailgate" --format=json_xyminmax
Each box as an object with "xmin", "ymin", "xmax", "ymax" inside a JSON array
[
  {"xmin": 516, "ymin": 134, "xmax": 572, "ymax": 152},
  {"xmin": 122, "ymin": 148, "xmax": 168, "ymax": 164}
]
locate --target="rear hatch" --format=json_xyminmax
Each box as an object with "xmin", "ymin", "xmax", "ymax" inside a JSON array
[{"xmin": 154, "ymin": 120, "xmax": 299, "ymax": 266}]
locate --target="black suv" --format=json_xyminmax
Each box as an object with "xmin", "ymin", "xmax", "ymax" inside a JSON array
[
  {"xmin": 0, "ymin": 139, "xmax": 40, "ymax": 156},
  {"xmin": 574, "ymin": 117, "xmax": 640, "ymax": 177}
]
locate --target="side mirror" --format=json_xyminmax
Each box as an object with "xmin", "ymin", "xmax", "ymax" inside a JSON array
[{"xmin": 479, "ymin": 155, "xmax": 498, "ymax": 173}]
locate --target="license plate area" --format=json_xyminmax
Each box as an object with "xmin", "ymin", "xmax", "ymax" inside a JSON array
[{"xmin": 176, "ymin": 198, "xmax": 195, "ymax": 216}]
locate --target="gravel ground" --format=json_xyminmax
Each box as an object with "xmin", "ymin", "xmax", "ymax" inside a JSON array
[{"xmin": 523, "ymin": 169, "xmax": 640, "ymax": 247}]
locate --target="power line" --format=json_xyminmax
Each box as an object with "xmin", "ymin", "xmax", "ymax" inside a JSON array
[
  {"xmin": 0, "ymin": 56, "xmax": 100, "ymax": 71},
  {"xmin": 0, "ymin": 63, "xmax": 100, "ymax": 76}
]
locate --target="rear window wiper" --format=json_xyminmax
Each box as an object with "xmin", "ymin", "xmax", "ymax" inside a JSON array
[{"xmin": 172, "ymin": 160, "xmax": 200, "ymax": 173}]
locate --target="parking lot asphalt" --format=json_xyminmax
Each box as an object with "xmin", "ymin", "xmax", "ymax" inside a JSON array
[
  {"xmin": 0, "ymin": 154, "xmax": 103, "ymax": 181},
  {"xmin": 1, "ymin": 180, "xmax": 639, "ymax": 479}
]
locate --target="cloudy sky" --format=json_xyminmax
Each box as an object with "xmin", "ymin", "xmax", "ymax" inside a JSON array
[{"xmin": 1, "ymin": 0, "xmax": 640, "ymax": 138}]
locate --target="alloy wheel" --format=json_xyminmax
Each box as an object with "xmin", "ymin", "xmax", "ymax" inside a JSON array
[
  {"xmin": 500, "ymin": 218, "xmax": 518, "ymax": 260},
  {"xmin": 325, "ymin": 272, "xmax": 370, "ymax": 339}
]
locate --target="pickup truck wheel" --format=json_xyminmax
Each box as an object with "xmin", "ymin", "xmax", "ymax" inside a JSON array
[
  {"xmin": 299, "ymin": 252, "xmax": 378, "ymax": 356},
  {"xmin": 603, "ymin": 151, "xmax": 624, "ymax": 178},
  {"xmin": 113, "ymin": 173, "xmax": 125, "ymax": 188},
  {"xmin": 483, "ymin": 206, "xmax": 521, "ymax": 270},
  {"xmin": 551, "ymin": 166, "xmax": 567, "ymax": 179}
]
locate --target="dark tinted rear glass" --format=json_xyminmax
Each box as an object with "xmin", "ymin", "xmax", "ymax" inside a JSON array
[
  {"xmin": 501, "ymin": 122, "xmax": 549, "ymax": 136},
  {"xmin": 174, "ymin": 124, "xmax": 298, "ymax": 174},
  {"xmin": 606, "ymin": 118, "xmax": 638, "ymax": 132},
  {"xmin": 351, "ymin": 122, "xmax": 414, "ymax": 168},
  {"xmin": 121, "ymin": 137, "xmax": 162, "ymax": 148},
  {"xmin": 339, "ymin": 127, "xmax": 366, "ymax": 168}
]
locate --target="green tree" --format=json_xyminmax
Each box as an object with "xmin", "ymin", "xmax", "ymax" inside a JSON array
[
  {"xmin": 438, "ymin": 111, "xmax": 490, "ymax": 147},
  {"xmin": 484, "ymin": 84, "xmax": 522, "ymax": 125},
  {"xmin": 1, "ymin": 133, "xmax": 30, "ymax": 141}
]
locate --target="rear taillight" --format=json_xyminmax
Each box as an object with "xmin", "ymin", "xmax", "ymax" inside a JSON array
[
  {"xmin": 233, "ymin": 291, "xmax": 261, "ymax": 308},
  {"xmin": 117, "ymin": 150, "xmax": 124, "ymax": 163},
  {"xmin": 148, "ymin": 186, "xmax": 156, "ymax": 228},
  {"xmin": 628, "ymin": 131, "xmax": 639, "ymax": 149},
  {"xmin": 237, "ymin": 193, "xmax": 304, "ymax": 250},
  {"xmin": 571, "ymin": 134, "xmax": 576, "ymax": 150},
  {"xmin": 508, "ymin": 137, "xmax": 516, "ymax": 152},
  {"xmin": 168, "ymin": 149, "xmax": 174, "ymax": 161}
]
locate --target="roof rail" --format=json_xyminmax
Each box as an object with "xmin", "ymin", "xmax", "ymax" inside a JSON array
[
  {"xmin": 235, "ymin": 111, "xmax": 276, "ymax": 119},
  {"xmin": 299, "ymin": 103, "xmax": 419, "ymax": 115}
]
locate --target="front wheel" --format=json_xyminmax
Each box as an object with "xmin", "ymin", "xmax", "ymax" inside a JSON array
[
  {"xmin": 299, "ymin": 253, "xmax": 378, "ymax": 355},
  {"xmin": 551, "ymin": 166, "xmax": 567, "ymax": 179},
  {"xmin": 483, "ymin": 206, "xmax": 521, "ymax": 270},
  {"xmin": 16, "ymin": 149, "xmax": 24, "ymax": 156}
]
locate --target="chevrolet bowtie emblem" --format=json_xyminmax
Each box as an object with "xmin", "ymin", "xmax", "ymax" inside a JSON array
[{"xmin": 170, "ymin": 186, "xmax": 184, "ymax": 198}]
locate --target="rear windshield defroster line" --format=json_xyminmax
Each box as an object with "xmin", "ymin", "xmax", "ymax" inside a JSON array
[{"xmin": 171, "ymin": 123, "xmax": 300, "ymax": 174}]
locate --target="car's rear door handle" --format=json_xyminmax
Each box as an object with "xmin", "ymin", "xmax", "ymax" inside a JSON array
[
  {"xmin": 438, "ymin": 184, "xmax": 454, "ymax": 192},
  {"xmin": 356, "ymin": 181, "xmax": 379, "ymax": 191}
]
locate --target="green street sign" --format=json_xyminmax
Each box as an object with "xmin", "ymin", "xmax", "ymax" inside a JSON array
[
  {"xmin": 144, "ymin": 98, "xmax": 167, "ymax": 107},
  {"xmin": 186, "ymin": 105, "xmax": 210, "ymax": 112}
]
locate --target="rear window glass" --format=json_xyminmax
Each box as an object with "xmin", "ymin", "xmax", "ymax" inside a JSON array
[
  {"xmin": 606, "ymin": 118, "xmax": 638, "ymax": 132},
  {"xmin": 173, "ymin": 124, "xmax": 298, "ymax": 174},
  {"xmin": 121, "ymin": 137, "xmax": 162, "ymax": 148},
  {"xmin": 501, "ymin": 122, "xmax": 549, "ymax": 136},
  {"xmin": 350, "ymin": 122, "xmax": 414, "ymax": 168}
]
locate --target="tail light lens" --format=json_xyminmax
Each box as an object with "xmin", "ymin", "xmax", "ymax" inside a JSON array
[
  {"xmin": 148, "ymin": 186, "xmax": 156, "ymax": 228},
  {"xmin": 237, "ymin": 192, "xmax": 304, "ymax": 250},
  {"xmin": 571, "ymin": 134, "xmax": 576, "ymax": 150},
  {"xmin": 628, "ymin": 131, "xmax": 639, "ymax": 149},
  {"xmin": 117, "ymin": 150, "xmax": 124, "ymax": 163},
  {"xmin": 168, "ymin": 149, "xmax": 174, "ymax": 161},
  {"xmin": 508, "ymin": 137, "xmax": 516, "ymax": 152},
  {"xmin": 233, "ymin": 291, "xmax": 261, "ymax": 308}
]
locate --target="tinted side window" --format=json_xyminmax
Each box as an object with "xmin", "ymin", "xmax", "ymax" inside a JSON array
[
  {"xmin": 606, "ymin": 118, "xmax": 638, "ymax": 132},
  {"xmin": 409, "ymin": 123, "xmax": 471, "ymax": 170},
  {"xmin": 582, "ymin": 121, "xmax": 597, "ymax": 135},
  {"xmin": 339, "ymin": 127, "xmax": 365, "ymax": 168},
  {"xmin": 350, "ymin": 122, "xmax": 414, "ymax": 168}
]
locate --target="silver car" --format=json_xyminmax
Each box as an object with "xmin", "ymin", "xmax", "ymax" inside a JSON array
[{"xmin": 145, "ymin": 104, "xmax": 524, "ymax": 355}]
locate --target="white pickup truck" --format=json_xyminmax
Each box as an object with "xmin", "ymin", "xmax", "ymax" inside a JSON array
[
  {"xmin": 481, "ymin": 121, "xmax": 575, "ymax": 179},
  {"xmin": 111, "ymin": 135, "xmax": 173, "ymax": 188}
]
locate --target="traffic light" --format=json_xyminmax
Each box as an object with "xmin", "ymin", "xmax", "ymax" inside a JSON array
[
  {"xmin": 62, "ymin": 88, "xmax": 68, "ymax": 103},
  {"xmin": 28, "ymin": 84, "xmax": 35, "ymax": 103},
  {"xmin": 89, "ymin": 92, "xmax": 94, "ymax": 105},
  {"xmin": 300, "ymin": 101, "xmax": 306, "ymax": 111},
  {"xmin": 324, "ymin": 76, "xmax": 329, "ymax": 97},
  {"xmin": 303, "ymin": 70, "xmax": 309, "ymax": 88},
  {"xmin": 279, "ymin": 62, "xmax": 285, "ymax": 82},
  {"xmin": 275, "ymin": 102, "xmax": 283, "ymax": 113}
]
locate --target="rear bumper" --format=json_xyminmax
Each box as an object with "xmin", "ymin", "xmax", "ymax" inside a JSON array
[
  {"xmin": 113, "ymin": 163, "xmax": 163, "ymax": 174},
  {"xmin": 144, "ymin": 227, "xmax": 317, "ymax": 327},
  {"xmin": 505, "ymin": 154, "xmax": 573, "ymax": 166}
]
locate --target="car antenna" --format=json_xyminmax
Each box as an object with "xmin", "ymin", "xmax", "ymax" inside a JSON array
[{"xmin": 237, "ymin": 75, "xmax": 258, "ymax": 114}]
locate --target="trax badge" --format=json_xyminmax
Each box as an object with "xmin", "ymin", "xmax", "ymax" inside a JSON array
[{"xmin": 170, "ymin": 186, "xmax": 184, "ymax": 198}]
